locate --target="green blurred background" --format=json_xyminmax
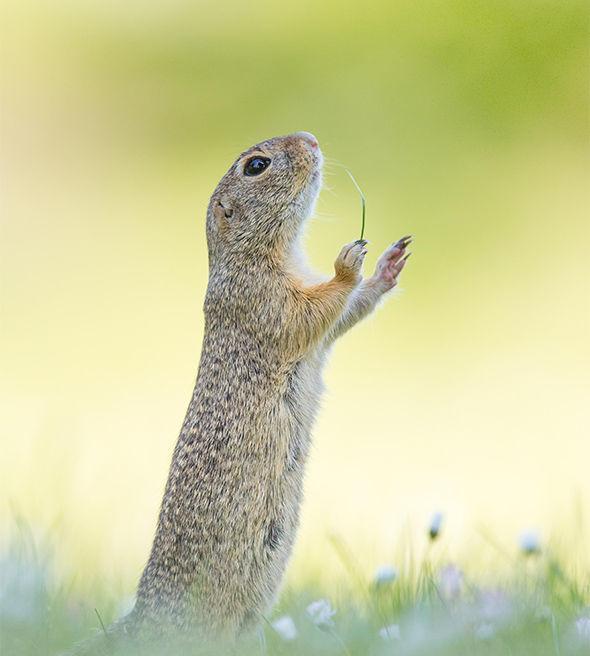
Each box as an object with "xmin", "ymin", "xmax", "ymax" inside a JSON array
[{"xmin": 1, "ymin": 0, "xmax": 589, "ymax": 590}]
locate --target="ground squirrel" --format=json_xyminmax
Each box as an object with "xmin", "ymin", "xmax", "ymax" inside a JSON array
[{"xmin": 105, "ymin": 132, "xmax": 411, "ymax": 645}]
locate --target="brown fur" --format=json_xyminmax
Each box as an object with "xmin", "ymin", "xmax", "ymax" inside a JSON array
[{"xmin": 120, "ymin": 133, "xmax": 410, "ymax": 643}]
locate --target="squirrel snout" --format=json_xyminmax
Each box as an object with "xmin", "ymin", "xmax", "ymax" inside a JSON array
[{"xmin": 294, "ymin": 131, "xmax": 319, "ymax": 149}]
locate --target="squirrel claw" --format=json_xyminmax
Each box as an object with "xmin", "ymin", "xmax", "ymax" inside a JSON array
[{"xmin": 394, "ymin": 235, "xmax": 413, "ymax": 249}]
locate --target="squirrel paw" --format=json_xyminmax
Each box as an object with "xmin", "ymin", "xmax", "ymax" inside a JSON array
[
  {"xmin": 335, "ymin": 239, "xmax": 367, "ymax": 285},
  {"xmin": 372, "ymin": 235, "xmax": 412, "ymax": 292}
]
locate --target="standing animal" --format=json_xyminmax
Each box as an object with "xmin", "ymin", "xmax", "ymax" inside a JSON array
[{"xmin": 68, "ymin": 132, "xmax": 411, "ymax": 653}]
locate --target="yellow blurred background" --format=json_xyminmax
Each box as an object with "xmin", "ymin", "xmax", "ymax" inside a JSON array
[{"xmin": 2, "ymin": 0, "xmax": 589, "ymax": 590}]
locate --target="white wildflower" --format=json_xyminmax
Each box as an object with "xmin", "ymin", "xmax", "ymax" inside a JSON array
[
  {"xmin": 373, "ymin": 565, "xmax": 398, "ymax": 587},
  {"xmin": 475, "ymin": 622, "xmax": 495, "ymax": 640},
  {"xmin": 378, "ymin": 623, "xmax": 401, "ymax": 641},
  {"xmin": 428, "ymin": 511, "xmax": 444, "ymax": 540},
  {"xmin": 272, "ymin": 615, "xmax": 297, "ymax": 641},
  {"xmin": 477, "ymin": 589, "xmax": 513, "ymax": 622},
  {"xmin": 306, "ymin": 599, "xmax": 336, "ymax": 628},
  {"xmin": 438, "ymin": 564, "xmax": 463, "ymax": 600},
  {"xmin": 576, "ymin": 616, "xmax": 590, "ymax": 641},
  {"xmin": 519, "ymin": 530, "xmax": 541, "ymax": 555}
]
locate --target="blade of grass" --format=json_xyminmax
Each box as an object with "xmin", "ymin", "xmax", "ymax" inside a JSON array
[
  {"xmin": 94, "ymin": 607, "xmax": 108, "ymax": 638},
  {"xmin": 345, "ymin": 169, "xmax": 366, "ymax": 241},
  {"xmin": 551, "ymin": 613, "xmax": 562, "ymax": 656}
]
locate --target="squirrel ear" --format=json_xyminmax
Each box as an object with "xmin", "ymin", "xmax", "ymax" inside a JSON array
[{"xmin": 213, "ymin": 199, "xmax": 234, "ymax": 232}]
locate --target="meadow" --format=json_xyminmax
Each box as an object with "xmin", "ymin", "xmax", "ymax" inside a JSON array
[
  {"xmin": 2, "ymin": 513, "xmax": 589, "ymax": 656},
  {"xmin": 2, "ymin": 0, "xmax": 589, "ymax": 654}
]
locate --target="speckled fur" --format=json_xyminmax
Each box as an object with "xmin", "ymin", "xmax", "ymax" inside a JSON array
[{"xmin": 118, "ymin": 133, "xmax": 409, "ymax": 644}]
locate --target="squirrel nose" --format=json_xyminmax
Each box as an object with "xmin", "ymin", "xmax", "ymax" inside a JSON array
[{"xmin": 294, "ymin": 131, "xmax": 319, "ymax": 149}]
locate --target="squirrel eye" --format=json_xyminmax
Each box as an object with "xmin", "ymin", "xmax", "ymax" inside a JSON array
[{"xmin": 244, "ymin": 157, "xmax": 271, "ymax": 176}]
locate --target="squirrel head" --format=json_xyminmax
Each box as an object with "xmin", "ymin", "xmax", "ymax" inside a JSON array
[{"xmin": 206, "ymin": 132, "xmax": 323, "ymax": 265}]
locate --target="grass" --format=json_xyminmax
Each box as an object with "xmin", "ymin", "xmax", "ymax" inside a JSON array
[
  {"xmin": 344, "ymin": 169, "xmax": 367, "ymax": 241},
  {"xmin": 1, "ymin": 518, "xmax": 589, "ymax": 656}
]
